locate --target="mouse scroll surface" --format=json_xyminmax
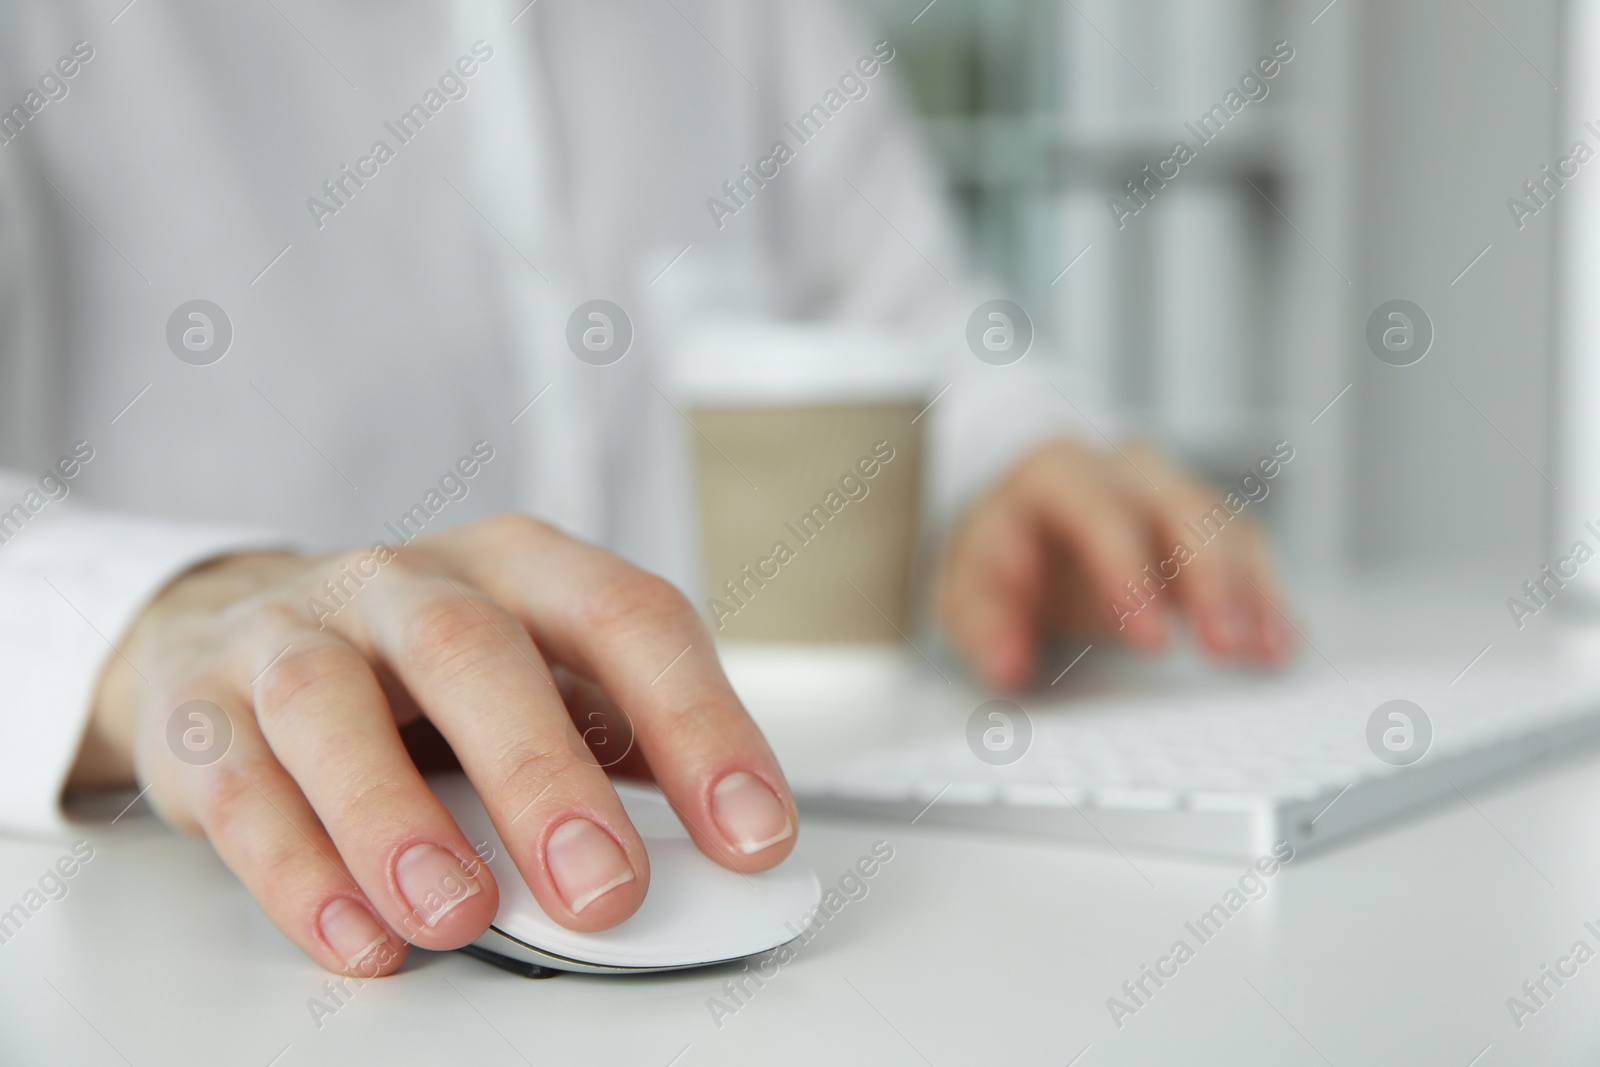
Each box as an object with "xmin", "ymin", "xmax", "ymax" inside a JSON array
[{"xmin": 429, "ymin": 775, "xmax": 821, "ymax": 972}]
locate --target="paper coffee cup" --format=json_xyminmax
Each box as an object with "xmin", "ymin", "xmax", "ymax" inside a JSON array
[{"xmin": 670, "ymin": 321, "xmax": 932, "ymax": 644}]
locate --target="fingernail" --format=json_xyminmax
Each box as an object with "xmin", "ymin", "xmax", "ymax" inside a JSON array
[
  {"xmin": 319, "ymin": 897, "xmax": 391, "ymax": 971},
  {"xmin": 396, "ymin": 843, "xmax": 481, "ymax": 928},
  {"xmin": 546, "ymin": 818, "xmax": 635, "ymax": 914},
  {"xmin": 711, "ymin": 771, "xmax": 793, "ymax": 855}
]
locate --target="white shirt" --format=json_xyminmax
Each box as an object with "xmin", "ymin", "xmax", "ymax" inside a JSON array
[{"xmin": 0, "ymin": 0, "xmax": 1078, "ymax": 835}]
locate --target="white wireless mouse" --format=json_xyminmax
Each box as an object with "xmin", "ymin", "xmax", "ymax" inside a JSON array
[{"xmin": 430, "ymin": 774, "xmax": 821, "ymax": 976}]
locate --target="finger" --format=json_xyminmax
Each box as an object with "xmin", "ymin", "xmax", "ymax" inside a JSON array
[
  {"xmin": 142, "ymin": 695, "xmax": 409, "ymax": 977},
  {"xmin": 939, "ymin": 496, "xmax": 1046, "ymax": 690},
  {"xmin": 1130, "ymin": 484, "xmax": 1255, "ymax": 659},
  {"xmin": 555, "ymin": 668, "xmax": 656, "ymax": 782},
  {"xmin": 430, "ymin": 516, "xmax": 798, "ymax": 873},
  {"xmin": 241, "ymin": 622, "xmax": 499, "ymax": 950},
  {"xmin": 343, "ymin": 563, "xmax": 650, "ymax": 932},
  {"xmin": 1231, "ymin": 521, "xmax": 1297, "ymax": 664},
  {"xmin": 1010, "ymin": 454, "xmax": 1171, "ymax": 653},
  {"xmin": 1108, "ymin": 446, "xmax": 1264, "ymax": 660}
]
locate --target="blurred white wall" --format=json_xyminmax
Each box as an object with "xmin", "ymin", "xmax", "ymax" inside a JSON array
[{"xmin": 1349, "ymin": 0, "xmax": 1558, "ymax": 579}]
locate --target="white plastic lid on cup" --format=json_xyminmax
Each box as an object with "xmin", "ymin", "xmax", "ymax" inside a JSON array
[{"xmin": 667, "ymin": 318, "xmax": 934, "ymax": 406}]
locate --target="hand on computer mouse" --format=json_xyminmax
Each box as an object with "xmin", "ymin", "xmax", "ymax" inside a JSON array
[
  {"xmin": 70, "ymin": 514, "xmax": 798, "ymax": 977},
  {"xmin": 938, "ymin": 438, "xmax": 1296, "ymax": 689}
]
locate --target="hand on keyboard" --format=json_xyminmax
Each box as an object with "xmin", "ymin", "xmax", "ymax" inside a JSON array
[{"xmin": 937, "ymin": 438, "xmax": 1297, "ymax": 689}]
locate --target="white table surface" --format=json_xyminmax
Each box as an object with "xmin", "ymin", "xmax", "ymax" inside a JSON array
[{"xmin": 4, "ymin": 575, "xmax": 1600, "ymax": 1066}]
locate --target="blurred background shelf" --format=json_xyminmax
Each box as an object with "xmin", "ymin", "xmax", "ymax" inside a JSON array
[
  {"xmin": 864, "ymin": 0, "xmax": 1560, "ymax": 597},
  {"xmin": 868, "ymin": 0, "xmax": 1353, "ymax": 577}
]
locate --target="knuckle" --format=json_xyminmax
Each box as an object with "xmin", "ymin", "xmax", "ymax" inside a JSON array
[
  {"xmin": 1156, "ymin": 498, "xmax": 1213, "ymax": 540},
  {"xmin": 481, "ymin": 512, "xmax": 552, "ymax": 552},
  {"xmin": 401, "ymin": 596, "xmax": 521, "ymax": 679},
  {"xmin": 1033, "ymin": 436, "xmax": 1081, "ymax": 463},
  {"xmin": 638, "ymin": 698, "xmax": 708, "ymax": 744},
  {"xmin": 1014, "ymin": 445, "xmax": 1094, "ymax": 503},
  {"xmin": 324, "ymin": 545, "xmax": 377, "ymax": 576},
  {"xmin": 194, "ymin": 754, "xmax": 278, "ymax": 837},
  {"xmin": 236, "ymin": 599, "xmax": 306, "ymax": 647},
  {"xmin": 1170, "ymin": 490, "xmax": 1214, "ymax": 520},
  {"xmin": 495, "ymin": 737, "xmax": 587, "ymax": 802},
  {"xmin": 196, "ymin": 761, "xmax": 348, "ymax": 900},
  {"xmin": 378, "ymin": 544, "xmax": 435, "ymax": 578},
  {"xmin": 1186, "ymin": 495, "xmax": 1234, "ymax": 527},
  {"xmin": 330, "ymin": 773, "xmax": 410, "ymax": 830},
  {"xmin": 254, "ymin": 643, "xmax": 361, "ymax": 727},
  {"xmin": 1010, "ymin": 448, "xmax": 1060, "ymax": 495},
  {"xmin": 579, "ymin": 570, "xmax": 690, "ymax": 635},
  {"xmin": 327, "ymin": 545, "xmax": 401, "ymax": 589}
]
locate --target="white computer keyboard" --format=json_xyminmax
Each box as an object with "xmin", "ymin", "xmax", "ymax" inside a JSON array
[{"xmin": 792, "ymin": 664, "xmax": 1600, "ymax": 859}]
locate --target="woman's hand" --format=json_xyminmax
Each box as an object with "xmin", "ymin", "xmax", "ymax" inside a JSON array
[
  {"xmin": 939, "ymin": 439, "xmax": 1296, "ymax": 690},
  {"xmin": 73, "ymin": 514, "xmax": 797, "ymax": 976}
]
